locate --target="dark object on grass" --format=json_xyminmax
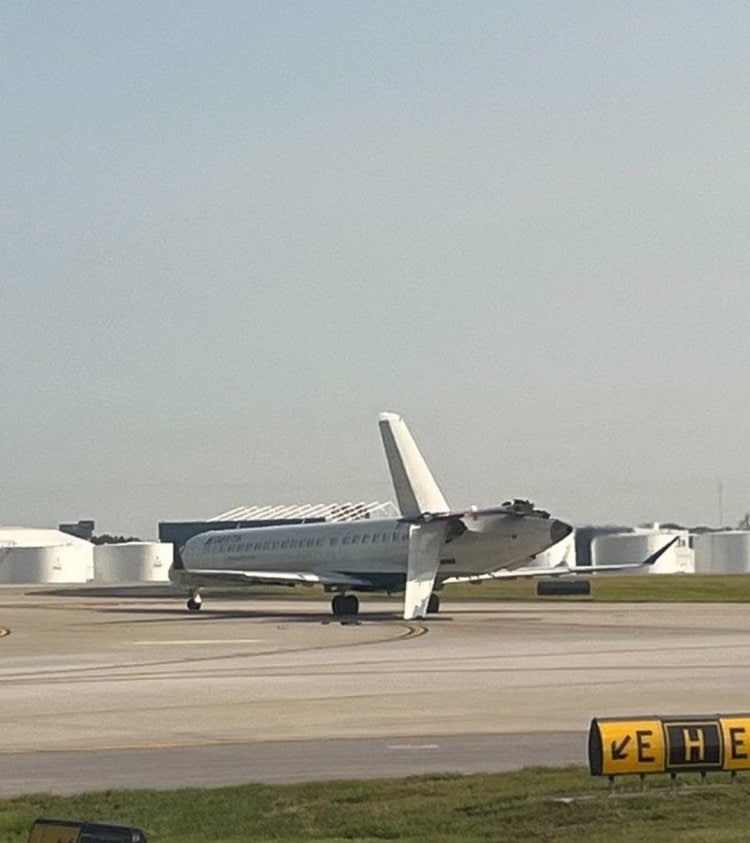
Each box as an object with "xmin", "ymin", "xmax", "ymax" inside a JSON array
[
  {"xmin": 28, "ymin": 817, "xmax": 147, "ymax": 842},
  {"xmin": 536, "ymin": 579, "xmax": 591, "ymax": 596}
]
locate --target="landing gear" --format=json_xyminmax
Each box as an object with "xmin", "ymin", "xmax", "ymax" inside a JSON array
[
  {"xmin": 186, "ymin": 592, "xmax": 202, "ymax": 612},
  {"xmin": 427, "ymin": 593, "xmax": 440, "ymax": 614},
  {"xmin": 331, "ymin": 593, "xmax": 359, "ymax": 617}
]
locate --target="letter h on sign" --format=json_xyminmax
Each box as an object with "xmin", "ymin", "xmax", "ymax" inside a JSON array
[{"xmin": 665, "ymin": 722, "xmax": 722, "ymax": 771}]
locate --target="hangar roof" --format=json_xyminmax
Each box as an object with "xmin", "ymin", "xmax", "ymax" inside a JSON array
[{"xmin": 209, "ymin": 501, "xmax": 399, "ymax": 522}]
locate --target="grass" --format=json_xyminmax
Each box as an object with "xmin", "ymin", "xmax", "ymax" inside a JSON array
[
  {"xmin": 440, "ymin": 573, "xmax": 750, "ymax": 602},
  {"xmin": 3, "ymin": 768, "xmax": 750, "ymax": 842}
]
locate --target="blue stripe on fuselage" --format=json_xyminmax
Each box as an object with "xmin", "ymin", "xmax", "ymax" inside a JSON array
[{"xmin": 333, "ymin": 571, "xmax": 407, "ymax": 592}]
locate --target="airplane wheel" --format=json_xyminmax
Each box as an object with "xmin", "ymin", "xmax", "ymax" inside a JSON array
[
  {"xmin": 331, "ymin": 594, "xmax": 359, "ymax": 616},
  {"xmin": 427, "ymin": 594, "xmax": 440, "ymax": 614},
  {"xmin": 187, "ymin": 596, "xmax": 202, "ymax": 612}
]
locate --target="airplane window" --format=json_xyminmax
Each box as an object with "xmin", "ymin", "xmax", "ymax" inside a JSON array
[
  {"xmin": 342, "ymin": 535, "xmax": 351, "ymax": 545},
  {"xmin": 362, "ymin": 534, "xmax": 370, "ymax": 543},
  {"xmin": 289, "ymin": 540, "xmax": 297, "ymax": 549},
  {"xmin": 263, "ymin": 541, "xmax": 270, "ymax": 550},
  {"xmin": 253, "ymin": 543, "xmax": 261, "ymax": 551},
  {"xmin": 372, "ymin": 534, "xmax": 379, "ymax": 543},
  {"xmin": 392, "ymin": 533, "xmax": 400, "ymax": 542},
  {"xmin": 382, "ymin": 533, "xmax": 389, "ymax": 542},
  {"xmin": 330, "ymin": 537, "xmax": 339, "ymax": 546},
  {"xmin": 281, "ymin": 540, "xmax": 289, "ymax": 549},
  {"xmin": 315, "ymin": 538, "xmax": 323, "ymax": 546},
  {"xmin": 272, "ymin": 541, "xmax": 279, "ymax": 550}
]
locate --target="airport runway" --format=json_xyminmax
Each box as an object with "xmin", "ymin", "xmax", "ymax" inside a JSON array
[{"xmin": 1, "ymin": 587, "xmax": 750, "ymax": 796}]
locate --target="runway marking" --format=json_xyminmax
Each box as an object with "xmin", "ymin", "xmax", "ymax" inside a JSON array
[
  {"xmin": 387, "ymin": 744, "xmax": 439, "ymax": 751},
  {"xmin": 133, "ymin": 639, "xmax": 264, "ymax": 645},
  {"xmin": 0, "ymin": 735, "xmax": 461, "ymax": 757}
]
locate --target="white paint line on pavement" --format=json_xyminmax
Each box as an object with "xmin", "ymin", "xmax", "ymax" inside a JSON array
[
  {"xmin": 133, "ymin": 639, "xmax": 264, "ymax": 645},
  {"xmin": 387, "ymin": 744, "xmax": 440, "ymax": 751}
]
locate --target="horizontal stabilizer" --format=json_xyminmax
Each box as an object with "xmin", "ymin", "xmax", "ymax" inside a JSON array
[{"xmin": 379, "ymin": 413, "xmax": 448, "ymax": 518}]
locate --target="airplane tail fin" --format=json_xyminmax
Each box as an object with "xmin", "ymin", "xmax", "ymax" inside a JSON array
[{"xmin": 378, "ymin": 413, "xmax": 449, "ymax": 518}]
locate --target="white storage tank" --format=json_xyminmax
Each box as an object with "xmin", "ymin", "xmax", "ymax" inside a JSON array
[
  {"xmin": 0, "ymin": 544, "xmax": 91, "ymax": 584},
  {"xmin": 693, "ymin": 532, "xmax": 750, "ymax": 574},
  {"xmin": 591, "ymin": 529, "xmax": 693, "ymax": 574},
  {"xmin": 93, "ymin": 542, "xmax": 173, "ymax": 582},
  {"xmin": 0, "ymin": 527, "xmax": 93, "ymax": 584},
  {"xmin": 531, "ymin": 532, "xmax": 576, "ymax": 569}
]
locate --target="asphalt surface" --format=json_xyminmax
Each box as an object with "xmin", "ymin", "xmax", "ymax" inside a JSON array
[
  {"xmin": 0, "ymin": 732, "xmax": 583, "ymax": 797},
  {"xmin": 1, "ymin": 586, "xmax": 750, "ymax": 796}
]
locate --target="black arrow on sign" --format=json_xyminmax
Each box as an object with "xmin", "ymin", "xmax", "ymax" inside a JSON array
[{"xmin": 611, "ymin": 735, "xmax": 631, "ymax": 760}]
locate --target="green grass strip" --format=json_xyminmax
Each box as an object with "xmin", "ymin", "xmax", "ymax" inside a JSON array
[
  {"xmin": 3, "ymin": 767, "xmax": 750, "ymax": 842},
  {"xmin": 441, "ymin": 573, "xmax": 750, "ymax": 602}
]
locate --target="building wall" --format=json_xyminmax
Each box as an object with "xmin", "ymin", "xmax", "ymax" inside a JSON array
[{"xmin": 158, "ymin": 519, "xmax": 325, "ymax": 548}]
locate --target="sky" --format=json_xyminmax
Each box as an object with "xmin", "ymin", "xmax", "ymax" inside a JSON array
[{"xmin": 2, "ymin": 1, "xmax": 750, "ymax": 538}]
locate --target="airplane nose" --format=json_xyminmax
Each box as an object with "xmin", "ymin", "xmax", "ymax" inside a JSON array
[{"xmin": 551, "ymin": 519, "xmax": 573, "ymax": 544}]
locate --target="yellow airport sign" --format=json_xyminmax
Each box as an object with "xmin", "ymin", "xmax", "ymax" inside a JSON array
[
  {"xmin": 719, "ymin": 716, "xmax": 750, "ymax": 772},
  {"xmin": 589, "ymin": 718, "xmax": 664, "ymax": 776},
  {"xmin": 663, "ymin": 719, "xmax": 722, "ymax": 771},
  {"xmin": 589, "ymin": 714, "xmax": 750, "ymax": 777}
]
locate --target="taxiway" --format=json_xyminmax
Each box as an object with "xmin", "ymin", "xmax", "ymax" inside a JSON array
[{"xmin": 1, "ymin": 587, "xmax": 749, "ymax": 796}]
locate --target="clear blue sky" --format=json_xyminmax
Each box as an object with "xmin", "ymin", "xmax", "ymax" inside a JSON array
[{"xmin": 2, "ymin": 2, "xmax": 749, "ymax": 537}]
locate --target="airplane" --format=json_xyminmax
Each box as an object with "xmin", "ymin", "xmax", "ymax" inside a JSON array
[{"xmin": 169, "ymin": 413, "xmax": 665, "ymax": 620}]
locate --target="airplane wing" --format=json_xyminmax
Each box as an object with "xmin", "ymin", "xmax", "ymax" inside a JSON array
[
  {"xmin": 447, "ymin": 537, "xmax": 680, "ymax": 582},
  {"xmin": 172, "ymin": 568, "xmax": 371, "ymax": 589}
]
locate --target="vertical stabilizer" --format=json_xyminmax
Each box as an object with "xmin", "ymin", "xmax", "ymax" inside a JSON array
[
  {"xmin": 403, "ymin": 522, "xmax": 446, "ymax": 619},
  {"xmin": 378, "ymin": 413, "xmax": 449, "ymax": 518}
]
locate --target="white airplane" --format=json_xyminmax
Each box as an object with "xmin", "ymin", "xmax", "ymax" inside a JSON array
[{"xmin": 170, "ymin": 413, "xmax": 577, "ymax": 619}]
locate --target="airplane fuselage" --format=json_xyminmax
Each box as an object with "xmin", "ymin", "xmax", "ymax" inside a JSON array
[{"xmin": 178, "ymin": 512, "xmax": 562, "ymax": 592}]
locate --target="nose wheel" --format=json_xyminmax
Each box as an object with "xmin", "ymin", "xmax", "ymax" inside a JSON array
[
  {"xmin": 186, "ymin": 593, "xmax": 202, "ymax": 612},
  {"xmin": 331, "ymin": 594, "xmax": 359, "ymax": 617}
]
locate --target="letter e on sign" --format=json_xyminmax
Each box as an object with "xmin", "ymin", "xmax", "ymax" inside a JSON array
[
  {"xmin": 595, "ymin": 719, "xmax": 665, "ymax": 776},
  {"xmin": 720, "ymin": 717, "xmax": 750, "ymax": 772}
]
